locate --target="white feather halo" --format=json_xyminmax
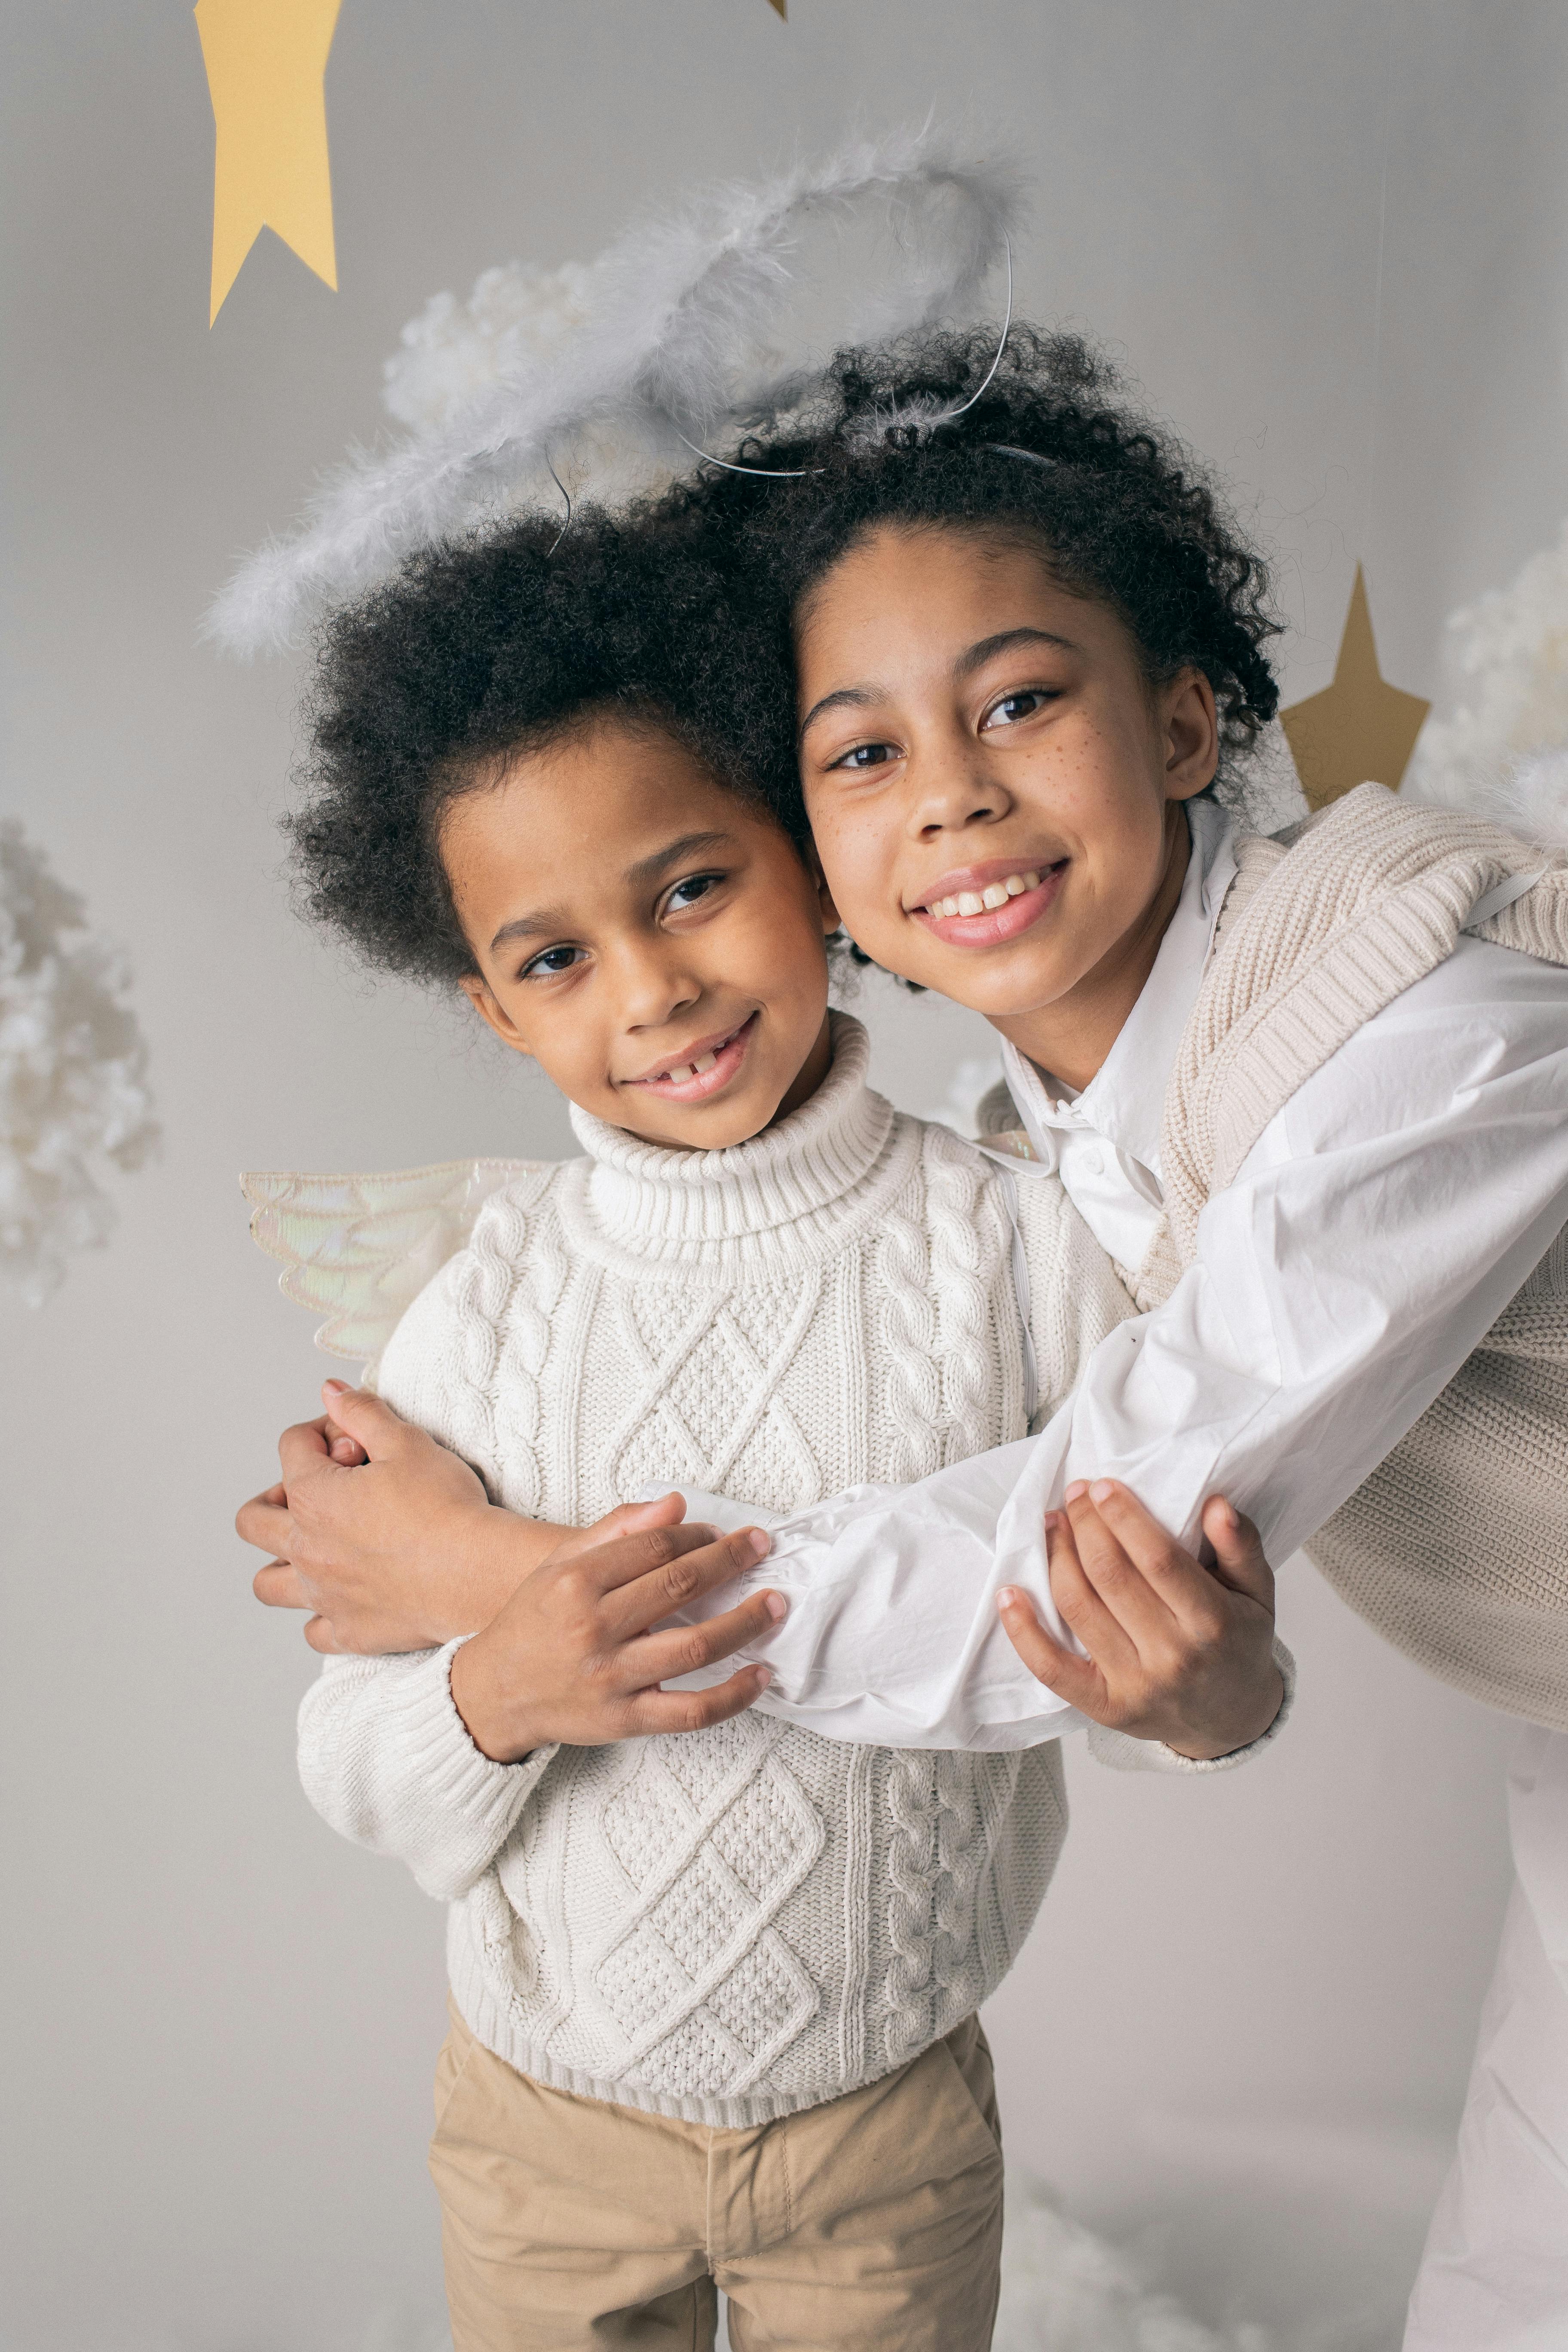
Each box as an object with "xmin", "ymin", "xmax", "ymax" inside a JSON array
[{"xmin": 205, "ymin": 123, "xmax": 1025, "ymax": 656}]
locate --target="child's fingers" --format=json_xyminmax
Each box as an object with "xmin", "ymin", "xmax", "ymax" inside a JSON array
[
  {"xmin": 278, "ymin": 1417, "xmax": 338, "ymax": 1483},
  {"xmin": 596, "ymin": 1524, "xmax": 772, "ymax": 1632},
  {"xmin": 317, "ymin": 1381, "xmax": 415, "ymax": 1462},
  {"xmin": 1062, "ymin": 1484, "xmax": 1202, "ymax": 1647},
  {"xmin": 1200, "ymin": 1494, "xmax": 1275, "ymax": 1609},
  {"xmin": 995, "ymin": 1584, "xmax": 1106, "ymax": 1713},
  {"xmin": 1047, "ymin": 1508, "xmax": 1139, "ymax": 1677},
  {"xmin": 618, "ymin": 1588, "xmax": 787, "ymax": 1689},
  {"xmin": 236, "ymin": 1488, "xmax": 293, "ymax": 1552},
  {"xmin": 252, "ymin": 1560, "xmax": 312, "ymax": 1611},
  {"xmin": 626, "ymin": 1663, "xmax": 773, "ymax": 1736},
  {"xmin": 303, "ymin": 1614, "xmax": 343, "ymax": 1654},
  {"xmin": 1075, "ymin": 1481, "xmax": 1229, "ymax": 1640}
]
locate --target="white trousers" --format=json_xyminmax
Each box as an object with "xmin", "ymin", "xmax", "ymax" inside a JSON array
[{"xmin": 1405, "ymin": 1727, "xmax": 1568, "ymax": 2351}]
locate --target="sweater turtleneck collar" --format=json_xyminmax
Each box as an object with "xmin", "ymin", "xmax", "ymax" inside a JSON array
[{"xmin": 568, "ymin": 1012, "xmax": 895, "ymax": 1252}]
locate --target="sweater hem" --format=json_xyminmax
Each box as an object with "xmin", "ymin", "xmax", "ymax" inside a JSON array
[{"xmin": 447, "ymin": 1934, "xmax": 926, "ymax": 2129}]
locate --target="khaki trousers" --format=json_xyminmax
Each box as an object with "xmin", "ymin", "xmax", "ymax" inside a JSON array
[{"xmin": 429, "ymin": 2002, "xmax": 1004, "ymax": 2352}]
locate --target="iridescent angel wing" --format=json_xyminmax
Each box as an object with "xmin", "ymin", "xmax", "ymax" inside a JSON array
[{"xmin": 241, "ymin": 1159, "xmax": 539, "ymax": 1363}]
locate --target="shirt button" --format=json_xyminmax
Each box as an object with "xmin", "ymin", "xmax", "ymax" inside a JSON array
[{"xmin": 1080, "ymin": 1148, "xmax": 1104, "ymax": 1177}]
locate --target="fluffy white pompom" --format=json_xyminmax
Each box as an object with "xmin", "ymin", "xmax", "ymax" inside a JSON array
[
  {"xmin": 1405, "ymin": 518, "xmax": 1568, "ymax": 842},
  {"xmin": 0, "ymin": 820, "xmax": 157, "ymax": 1305}
]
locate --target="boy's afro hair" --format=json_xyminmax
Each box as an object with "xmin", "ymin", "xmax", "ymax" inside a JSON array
[
  {"xmin": 288, "ymin": 507, "xmax": 799, "ymax": 984},
  {"xmin": 662, "ymin": 324, "xmax": 1283, "ymax": 831}
]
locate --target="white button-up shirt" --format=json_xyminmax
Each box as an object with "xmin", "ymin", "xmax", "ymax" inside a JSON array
[{"xmin": 683, "ymin": 802, "xmax": 1568, "ymax": 1752}]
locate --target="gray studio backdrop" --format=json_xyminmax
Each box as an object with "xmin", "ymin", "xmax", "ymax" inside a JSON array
[{"xmin": 5, "ymin": 5, "xmax": 1567, "ymax": 2348}]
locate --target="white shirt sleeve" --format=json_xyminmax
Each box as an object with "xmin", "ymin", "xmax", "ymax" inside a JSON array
[{"xmin": 674, "ymin": 937, "xmax": 1568, "ymax": 1749}]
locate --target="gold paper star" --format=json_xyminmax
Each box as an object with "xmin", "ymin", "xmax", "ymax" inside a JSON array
[
  {"xmin": 1280, "ymin": 565, "xmax": 1430, "ymax": 811},
  {"xmin": 196, "ymin": 0, "xmax": 342, "ymax": 325}
]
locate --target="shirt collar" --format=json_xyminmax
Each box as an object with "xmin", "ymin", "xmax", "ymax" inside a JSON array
[{"xmin": 1001, "ymin": 798, "xmax": 1237, "ymax": 1175}]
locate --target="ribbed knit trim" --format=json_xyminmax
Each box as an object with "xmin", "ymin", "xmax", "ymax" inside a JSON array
[
  {"xmin": 391, "ymin": 1640, "xmax": 558, "ymax": 1835},
  {"xmin": 564, "ymin": 1012, "xmax": 902, "ymax": 1262},
  {"xmin": 445, "ymin": 1907, "xmax": 925, "ymax": 2128}
]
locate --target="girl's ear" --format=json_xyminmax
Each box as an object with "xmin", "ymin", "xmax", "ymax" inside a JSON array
[
  {"xmin": 806, "ymin": 849, "xmax": 843, "ymax": 937},
  {"xmin": 1162, "ymin": 669, "xmax": 1221, "ymax": 803},
  {"xmin": 459, "ymin": 973, "xmax": 534, "ymax": 1060}
]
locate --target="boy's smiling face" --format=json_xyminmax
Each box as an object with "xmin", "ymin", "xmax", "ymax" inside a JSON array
[
  {"xmin": 442, "ymin": 719, "xmax": 839, "ymax": 1149},
  {"xmin": 795, "ymin": 524, "xmax": 1220, "ymax": 1090}
]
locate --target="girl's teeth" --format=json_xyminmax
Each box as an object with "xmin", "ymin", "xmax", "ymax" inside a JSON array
[
  {"xmin": 692, "ymin": 1050, "xmax": 717, "ymax": 1074},
  {"xmin": 928, "ymin": 870, "xmax": 1047, "ymax": 920}
]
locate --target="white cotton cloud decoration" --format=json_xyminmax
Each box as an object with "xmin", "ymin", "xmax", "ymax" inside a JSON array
[
  {"xmin": 0, "ymin": 820, "xmax": 157, "ymax": 1305},
  {"xmin": 1405, "ymin": 517, "xmax": 1568, "ymax": 844}
]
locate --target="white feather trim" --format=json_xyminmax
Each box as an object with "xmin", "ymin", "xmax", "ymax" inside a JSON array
[{"xmin": 206, "ymin": 124, "xmax": 1025, "ymax": 655}]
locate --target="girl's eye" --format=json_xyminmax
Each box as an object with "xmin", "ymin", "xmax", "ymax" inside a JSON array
[
  {"xmin": 666, "ymin": 871, "xmax": 724, "ymax": 912},
  {"xmin": 981, "ymin": 688, "xmax": 1054, "ymax": 731},
  {"xmin": 521, "ymin": 943, "xmax": 586, "ymax": 980},
  {"xmin": 828, "ymin": 741, "xmax": 899, "ymax": 772}
]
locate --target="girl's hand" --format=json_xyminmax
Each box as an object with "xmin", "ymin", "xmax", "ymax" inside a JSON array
[
  {"xmin": 238, "ymin": 1384, "xmax": 570, "ymax": 1654},
  {"xmin": 997, "ymin": 1484, "xmax": 1284, "ymax": 1759},
  {"xmin": 449, "ymin": 1519, "xmax": 787, "ymax": 1761}
]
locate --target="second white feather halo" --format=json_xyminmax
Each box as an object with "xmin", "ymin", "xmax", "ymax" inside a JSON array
[{"xmin": 207, "ymin": 122, "xmax": 1025, "ymax": 657}]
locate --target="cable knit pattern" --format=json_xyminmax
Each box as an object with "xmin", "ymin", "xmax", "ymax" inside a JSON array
[
  {"xmin": 1146, "ymin": 783, "xmax": 1568, "ymax": 1730},
  {"xmin": 297, "ymin": 1015, "xmax": 1120, "ymax": 2125}
]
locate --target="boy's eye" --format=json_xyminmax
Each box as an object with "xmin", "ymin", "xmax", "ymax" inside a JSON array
[
  {"xmin": 521, "ymin": 943, "xmax": 586, "ymax": 980},
  {"xmin": 665, "ymin": 870, "xmax": 725, "ymax": 912},
  {"xmin": 980, "ymin": 688, "xmax": 1054, "ymax": 732},
  {"xmin": 828, "ymin": 741, "xmax": 899, "ymax": 772}
]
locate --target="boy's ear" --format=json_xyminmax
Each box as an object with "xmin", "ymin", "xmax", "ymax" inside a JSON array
[
  {"xmin": 1161, "ymin": 668, "xmax": 1221, "ymax": 804},
  {"xmin": 459, "ymin": 973, "xmax": 534, "ymax": 1060}
]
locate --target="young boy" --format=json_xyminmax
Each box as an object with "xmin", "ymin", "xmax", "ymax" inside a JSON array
[{"xmin": 249, "ymin": 510, "xmax": 1288, "ymax": 2351}]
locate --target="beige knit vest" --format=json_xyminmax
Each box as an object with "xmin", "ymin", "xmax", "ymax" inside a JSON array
[{"xmin": 1135, "ymin": 781, "xmax": 1568, "ymax": 1730}]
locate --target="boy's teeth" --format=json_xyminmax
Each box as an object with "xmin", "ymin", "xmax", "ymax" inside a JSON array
[
  {"xmin": 692, "ymin": 1050, "xmax": 717, "ymax": 1074},
  {"xmin": 928, "ymin": 871, "xmax": 1044, "ymax": 920}
]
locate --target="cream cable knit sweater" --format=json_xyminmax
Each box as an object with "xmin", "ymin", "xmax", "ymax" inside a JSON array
[{"xmin": 297, "ymin": 1017, "xmax": 1154, "ymax": 2126}]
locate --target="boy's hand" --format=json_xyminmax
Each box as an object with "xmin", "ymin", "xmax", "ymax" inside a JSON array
[
  {"xmin": 997, "ymin": 1483, "xmax": 1284, "ymax": 1760},
  {"xmin": 449, "ymin": 1520, "xmax": 786, "ymax": 1760},
  {"xmin": 239, "ymin": 1383, "xmax": 567, "ymax": 1653}
]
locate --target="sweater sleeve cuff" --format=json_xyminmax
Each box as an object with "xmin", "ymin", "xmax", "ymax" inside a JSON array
[
  {"xmin": 392, "ymin": 1637, "xmax": 559, "ymax": 1833},
  {"xmin": 1085, "ymin": 1636, "xmax": 1296, "ymax": 1775}
]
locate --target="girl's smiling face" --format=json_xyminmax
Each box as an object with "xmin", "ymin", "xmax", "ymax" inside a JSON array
[
  {"xmin": 796, "ymin": 524, "xmax": 1220, "ymax": 1089},
  {"xmin": 442, "ymin": 719, "xmax": 839, "ymax": 1149}
]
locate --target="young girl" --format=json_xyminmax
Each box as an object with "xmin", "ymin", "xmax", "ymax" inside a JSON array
[
  {"xmin": 248, "ymin": 323, "xmax": 1568, "ymax": 2345},
  {"xmin": 248, "ymin": 510, "xmax": 1286, "ymax": 2351}
]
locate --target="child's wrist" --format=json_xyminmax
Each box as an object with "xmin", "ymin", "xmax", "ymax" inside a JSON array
[
  {"xmin": 1167, "ymin": 1660, "xmax": 1286, "ymax": 1760},
  {"xmin": 449, "ymin": 1630, "xmax": 539, "ymax": 1764},
  {"xmin": 419, "ymin": 1505, "xmax": 555, "ymax": 1645}
]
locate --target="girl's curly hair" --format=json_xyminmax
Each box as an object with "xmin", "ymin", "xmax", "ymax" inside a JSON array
[
  {"xmin": 659, "ymin": 324, "xmax": 1283, "ymax": 838},
  {"xmin": 287, "ymin": 508, "xmax": 803, "ymax": 984}
]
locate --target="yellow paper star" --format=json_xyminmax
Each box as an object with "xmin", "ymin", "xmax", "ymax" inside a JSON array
[
  {"xmin": 196, "ymin": 0, "xmax": 342, "ymax": 325},
  {"xmin": 1280, "ymin": 565, "xmax": 1430, "ymax": 811}
]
